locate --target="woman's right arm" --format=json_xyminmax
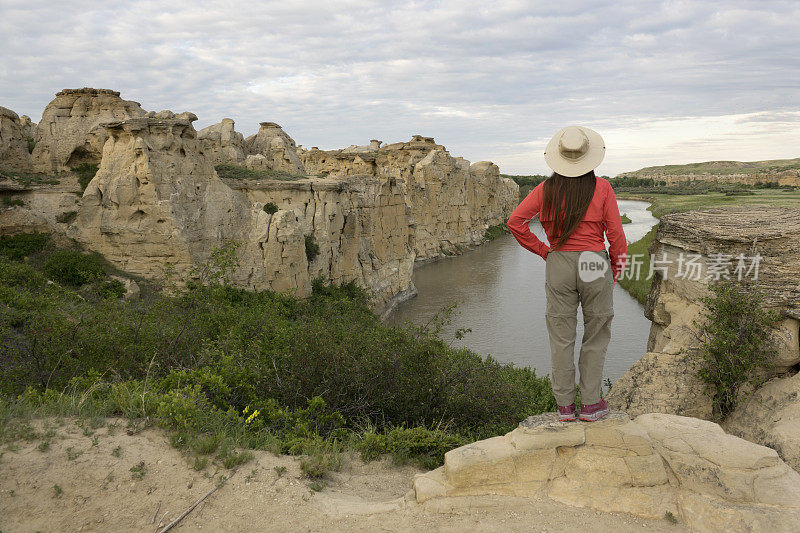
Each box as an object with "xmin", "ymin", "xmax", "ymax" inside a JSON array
[{"xmin": 507, "ymin": 183, "xmax": 550, "ymax": 260}]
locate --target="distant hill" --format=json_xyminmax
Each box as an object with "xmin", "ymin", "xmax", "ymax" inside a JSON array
[{"xmin": 616, "ymin": 157, "xmax": 800, "ymax": 186}]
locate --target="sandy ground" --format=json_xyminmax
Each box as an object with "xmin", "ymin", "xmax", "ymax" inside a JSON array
[{"xmin": 0, "ymin": 418, "xmax": 691, "ymax": 532}]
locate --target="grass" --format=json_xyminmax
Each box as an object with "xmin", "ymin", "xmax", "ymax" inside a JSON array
[
  {"xmin": 215, "ymin": 163, "xmax": 305, "ymax": 181},
  {"xmin": 130, "ymin": 461, "xmax": 147, "ymax": 480},
  {"xmin": 616, "ymin": 189, "xmax": 800, "ymax": 218},
  {"xmin": 620, "ymin": 213, "xmax": 631, "ymax": 224},
  {"xmin": 618, "ymin": 225, "xmax": 657, "ymax": 305},
  {"xmin": 0, "ymin": 171, "xmax": 60, "ymax": 188},
  {"xmin": 2, "ymin": 197, "xmax": 25, "ymax": 207}
]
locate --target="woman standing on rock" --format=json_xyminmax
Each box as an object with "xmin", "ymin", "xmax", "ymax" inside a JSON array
[{"xmin": 507, "ymin": 126, "xmax": 627, "ymax": 422}]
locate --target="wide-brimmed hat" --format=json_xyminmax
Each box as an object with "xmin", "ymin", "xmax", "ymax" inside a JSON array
[{"xmin": 544, "ymin": 126, "xmax": 605, "ymax": 177}]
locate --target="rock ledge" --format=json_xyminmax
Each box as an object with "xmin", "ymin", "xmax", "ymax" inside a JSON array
[{"xmin": 413, "ymin": 412, "xmax": 800, "ymax": 532}]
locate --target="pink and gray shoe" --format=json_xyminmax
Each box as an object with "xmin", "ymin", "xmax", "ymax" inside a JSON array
[
  {"xmin": 557, "ymin": 403, "xmax": 576, "ymax": 422},
  {"xmin": 579, "ymin": 398, "xmax": 609, "ymax": 422}
]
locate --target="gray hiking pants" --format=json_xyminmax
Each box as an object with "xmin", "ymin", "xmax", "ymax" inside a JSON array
[{"xmin": 544, "ymin": 250, "xmax": 614, "ymax": 406}]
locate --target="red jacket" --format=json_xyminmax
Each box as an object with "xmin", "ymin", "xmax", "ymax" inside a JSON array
[{"xmin": 506, "ymin": 177, "xmax": 628, "ymax": 280}]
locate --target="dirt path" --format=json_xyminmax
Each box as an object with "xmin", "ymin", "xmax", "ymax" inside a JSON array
[{"xmin": 0, "ymin": 419, "xmax": 690, "ymax": 532}]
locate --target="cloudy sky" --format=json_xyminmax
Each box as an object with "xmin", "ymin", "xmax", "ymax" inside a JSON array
[{"xmin": 1, "ymin": 0, "xmax": 799, "ymax": 175}]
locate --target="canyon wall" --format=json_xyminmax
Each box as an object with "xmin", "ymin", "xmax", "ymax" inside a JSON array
[
  {"xmin": 0, "ymin": 88, "xmax": 518, "ymax": 314},
  {"xmin": 607, "ymin": 206, "xmax": 800, "ymax": 470}
]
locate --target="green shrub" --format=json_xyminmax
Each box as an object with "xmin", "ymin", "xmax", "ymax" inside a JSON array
[
  {"xmin": 263, "ymin": 202, "xmax": 279, "ymax": 214},
  {"xmin": 2, "ymin": 197, "xmax": 25, "ymax": 207},
  {"xmin": 215, "ymin": 164, "xmax": 304, "ymax": 181},
  {"xmin": 56, "ymin": 211, "xmax": 78, "ymax": 224},
  {"xmin": 0, "ymin": 232, "xmax": 49, "ymax": 260},
  {"xmin": 43, "ymin": 250, "xmax": 105, "ymax": 285},
  {"xmin": 357, "ymin": 426, "xmax": 467, "ymax": 470},
  {"xmin": 693, "ymin": 281, "xmax": 780, "ymax": 419},
  {"xmin": 620, "ymin": 213, "xmax": 632, "ymax": 224},
  {"xmin": 72, "ymin": 163, "xmax": 99, "ymax": 192},
  {"xmin": 27, "ymin": 137, "xmax": 35, "ymax": 154},
  {"xmin": 96, "ymin": 279, "xmax": 126, "ymax": 299},
  {"xmin": 304, "ymin": 235, "xmax": 320, "ymax": 262}
]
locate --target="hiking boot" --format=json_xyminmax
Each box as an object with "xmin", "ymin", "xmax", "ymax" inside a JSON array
[
  {"xmin": 579, "ymin": 398, "xmax": 609, "ymax": 422},
  {"xmin": 557, "ymin": 403, "xmax": 576, "ymax": 422}
]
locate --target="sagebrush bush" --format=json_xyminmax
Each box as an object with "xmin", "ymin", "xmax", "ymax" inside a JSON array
[
  {"xmin": 43, "ymin": 250, "xmax": 105, "ymax": 285},
  {"xmin": 693, "ymin": 281, "xmax": 780, "ymax": 419},
  {"xmin": 0, "ymin": 232, "xmax": 49, "ymax": 260}
]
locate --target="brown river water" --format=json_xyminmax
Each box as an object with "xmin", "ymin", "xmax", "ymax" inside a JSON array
[{"xmin": 387, "ymin": 200, "xmax": 659, "ymax": 383}]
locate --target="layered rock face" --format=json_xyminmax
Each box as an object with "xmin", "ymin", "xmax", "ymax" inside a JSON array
[
  {"xmin": 197, "ymin": 118, "xmax": 245, "ymax": 165},
  {"xmin": 413, "ymin": 412, "xmax": 800, "ymax": 532},
  {"xmin": 32, "ymin": 88, "xmax": 146, "ymax": 173},
  {"xmin": 0, "ymin": 106, "xmax": 33, "ymax": 172},
  {"xmin": 244, "ymin": 122, "xmax": 305, "ymax": 175},
  {"xmin": 607, "ymin": 206, "xmax": 800, "ymax": 465},
  {"xmin": 300, "ymin": 135, "xmax": 518, "ymax": 261}
]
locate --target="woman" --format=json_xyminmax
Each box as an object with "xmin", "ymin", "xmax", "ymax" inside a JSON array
[{"xmin": 507, "ymin": 126, "xmax": 626, "ymax": 422}]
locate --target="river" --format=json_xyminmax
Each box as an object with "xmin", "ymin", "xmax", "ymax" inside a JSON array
[{"xmin": 388, "ymin": 200, "xmax": 659, "ymax": 382}]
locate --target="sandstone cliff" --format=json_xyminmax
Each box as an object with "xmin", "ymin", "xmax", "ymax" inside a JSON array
[
  {"xmin": 608, "ymin": 206, "xmax": 800, "ymax": 468},
  {"xmin": 299, "ymin": 135, "xmax": 519, "ymax": 261},
  {"xmin": 32, "ymin": 88, "xmax": 146, "ymax": 173},
  {"xmin": 3, "ymin": 87, "xmax": 517, "ymax": 314},
  {"xmin": 0, "ymin": 106, "xmax": 33, "ymax": 172}
]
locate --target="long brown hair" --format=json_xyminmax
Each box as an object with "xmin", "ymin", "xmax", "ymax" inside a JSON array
[{"xmin": 542, "ymin": 170, "xmax": 596, "ymax": 249}]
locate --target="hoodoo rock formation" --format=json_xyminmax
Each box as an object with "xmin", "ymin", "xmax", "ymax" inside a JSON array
[
  {"xmin": 245, "ymin": 121, "xmax": 305, "ymax": 175},
  {"xmin": 0, "ymin": 106, "xmax": 33, "ymax": 172},
  {"xmin": 1, "ymin": 88, "xmax": 517, "ymax": 314},
  {"xmin": 32, "ymin": 88, "xmax": 147, "ymax": 173},
  {"xmin": 412, "ymin": 412, "xmax": 800, "ymax": 532},
  {"xmin": 607, "ymin": 206, "xmax": 800, "ymax": 469},
  {"xmin": 198, "ymin": 118, "xmax": 246, "ymax": 165}
]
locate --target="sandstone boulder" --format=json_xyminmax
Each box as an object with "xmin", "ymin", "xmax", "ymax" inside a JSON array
[
  {"xmin": 414, "ymin": 412, "xmax": 800, "ymax": 532},
  {"xmin": 198, "ymin": 118, "xmax": 246, "ymax": 165},
  {"xmin": 0, "ymin": 106, "xmax": 33, "ymax": 172},
  {"xmin": 244, "ymin": 122, "xmax": 305, "ymax": 175},
  {"xmin": 32, "ymin": 88, "xmax": 146, "ymax": 173}
]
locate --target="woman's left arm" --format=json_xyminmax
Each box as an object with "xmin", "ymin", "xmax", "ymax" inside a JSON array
[{"xmin": 603, "ymin": 182, "xmax": 628, "ymax": 280}]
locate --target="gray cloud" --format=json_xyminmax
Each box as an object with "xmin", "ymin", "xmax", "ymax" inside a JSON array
[{"xmin": 1, "ymin": 0, "xmax": 798, "ymax": 175}]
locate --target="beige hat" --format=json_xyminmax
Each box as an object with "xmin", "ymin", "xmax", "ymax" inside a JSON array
[{"xmin": 544, "ymin": 126, "xmax": 605, "ymax": 177}]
